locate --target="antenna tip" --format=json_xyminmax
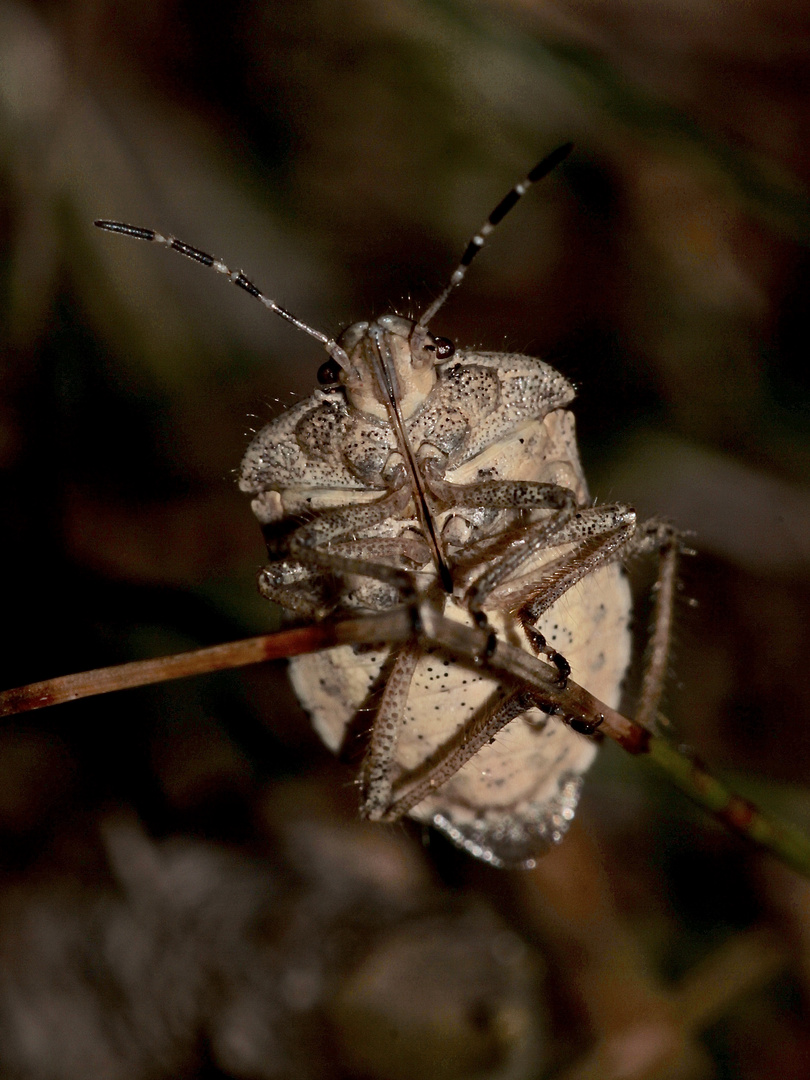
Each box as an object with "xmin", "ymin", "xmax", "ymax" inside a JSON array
[{"xmin": 528, "ymin": 142, "xmax": 575, "ymax": 183}]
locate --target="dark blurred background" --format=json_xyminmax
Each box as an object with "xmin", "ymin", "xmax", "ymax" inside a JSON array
[{"xmin": 1, "ymin": 1, "xmax": 810, "ymax": 1077}]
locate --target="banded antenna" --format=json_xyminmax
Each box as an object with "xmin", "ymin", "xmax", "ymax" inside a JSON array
[
  {"xmin": 92, "ymin": 221, "xmax": 351, "ymax": 367},
  {"xmin": 417, "ymin": 142, "xmax": 574, "ymax": 328},
  {"xmin": 95, "ymin": 142, "xmax": 572, "ymax": 351}
]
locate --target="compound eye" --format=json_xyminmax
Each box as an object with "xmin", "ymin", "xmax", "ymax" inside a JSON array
[
  {"xmin": 433, "ymin": 336, "xmax": 455, "ymax": 360},
  {"xmin": 317, "ymin": 357, "xmax": 343, "ymax": 386}
]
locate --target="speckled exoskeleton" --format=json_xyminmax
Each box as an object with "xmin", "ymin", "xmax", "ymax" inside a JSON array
[{"xmin": 95, "ymin": 145, "xmax": 677, "ymax": 867}]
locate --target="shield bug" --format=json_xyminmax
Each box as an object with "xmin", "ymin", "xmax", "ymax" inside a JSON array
[{"xmin": 87, "ymin": 145, "xmax": 680, "ymax": 867}]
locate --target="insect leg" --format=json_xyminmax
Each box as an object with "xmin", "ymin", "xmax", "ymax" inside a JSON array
[
  {"xmin": 500, "ymin": 515, "xmax": 681, "ymax": 722},
  {"xmin": 423, "ymin": 460, "xmax": 576, "ymax": 519},
  {"xmin": 628, "ymin": 522, "xmax": 683, "ymax": 732},
  {"xmin": 382, "ymin": 686, "xmax": 537, "ymax": 822},
  {"xmin": 257, "ymin": 562, "xmax": 335, "ymax": 619},
  {"xmin": 422, "ymin": 461, "xmax": 579, "ymax": 607},
  {"xmin": 258, "ymin": 536, "xmax": 432, "ymax": 619},
  {"xmin": 285, "ymin": 480, "xmax": 416, "ymax": 594},
  {"xmin": 474, "ymin": 506, "xmax": 638, "ymax": 681},
  {"xmin": 321, "ymin": 535, "xmax": 432, "ymax": 570},
  {"xmin": 500, "ymin": 507, "xmax": 639, "ymax": 622},
  {"xmin": 360, "ymin": 642, "xmax": 422, "ymax": 820}
]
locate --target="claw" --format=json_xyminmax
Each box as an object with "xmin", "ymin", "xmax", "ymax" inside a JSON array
[
  {"xmin": 550, "ymin": 651, "xmax": 571, "ymax": 687},
  {"xmin": 473, "ymin": 629, "xmax": 498, "ymax": 666},
  {"xmin": 523, "ymin": 625, "xmax": 570, "ymax": 687},
  {"xmin": 569, "ymin": 714, "xmax": 604, "ymax": 737}
]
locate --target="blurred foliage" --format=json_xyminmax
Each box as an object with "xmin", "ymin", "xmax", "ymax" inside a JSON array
[{"xmin": 1, "ymin": 0, "xmax": 810, "ymax": 1077}]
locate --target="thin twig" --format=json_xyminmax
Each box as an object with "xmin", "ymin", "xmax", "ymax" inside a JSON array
[
  {"xmin": 0, "ymin": 610, "xmax": 413, "ymax": 716},
  {"xmin": 3, "ymin": 601, "xmax": 810, "ymax": 879}
]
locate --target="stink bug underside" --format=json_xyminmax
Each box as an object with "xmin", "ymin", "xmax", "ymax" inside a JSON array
[{"xmin": 86, "ymin": 144, "xmax": 679, "ymax": 867}]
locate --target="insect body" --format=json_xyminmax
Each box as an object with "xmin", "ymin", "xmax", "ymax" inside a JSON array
[
  {"xmin": 93, "ymin": 144, "xmax": 674, "ymax": 868},
  {"xmin": 240, "ymin": 314, "xmax": 634, "ymax": 865}
]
